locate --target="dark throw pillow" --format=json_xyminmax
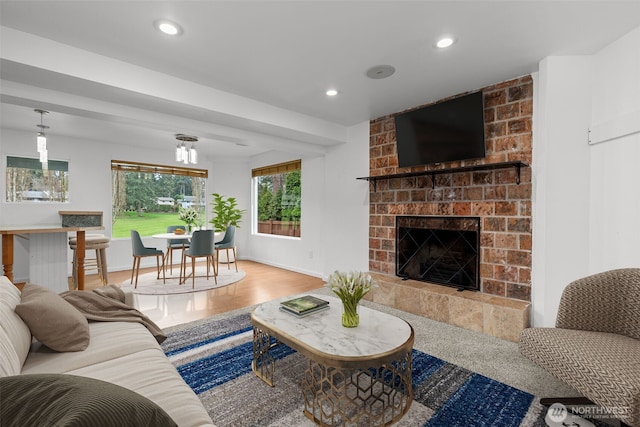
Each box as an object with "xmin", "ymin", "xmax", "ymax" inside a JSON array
[
  {"xmin": 0, "ymin": 374, "xmax": 177, "ymax": 427},
  {"xmin": 14, "ymin": 283, "xmax": 90, "ymax": 352}
]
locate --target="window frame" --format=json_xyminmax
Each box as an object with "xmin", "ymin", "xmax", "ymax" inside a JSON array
[
  {"xmin": 110, "ymin": 160, "xmax": 208, "ymax": 238},
  {"xmin": 252, "ymin": 160, "xmax": 302, "ymax": 239},
  {"xmin": 5, "ymin": 155, "xmax": 70, "ymax": 204}
]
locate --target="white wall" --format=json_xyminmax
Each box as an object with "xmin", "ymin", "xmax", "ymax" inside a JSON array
[
  {"xmin": 322, "ymin": 121, "xmax": 370, "ymax": 275},
  {"xmin": 532, "ymin": 57, "xmax": 592, "ymax": 327},
  {"xmin": 207, "ymin": 158, "xmax": 251, "ymax": 260},
  {"xmin": 588, "ymin": 26, "xmax": 640, "ymax": 272},
  {"xmin": 532, "ymin": 25, "xmax": 640, "ymax": 326}
]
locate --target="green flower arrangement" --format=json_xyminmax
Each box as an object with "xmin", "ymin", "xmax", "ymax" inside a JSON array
[
  {"xmin": 179, "ymin": 207, "xmax": 200, "ymax": 231},
  {"xmin": 327, "ymin": 270, "xmax": 376, "ymax": 327}
]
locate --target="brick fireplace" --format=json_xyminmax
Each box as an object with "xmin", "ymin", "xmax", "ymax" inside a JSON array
[{"xmin": 364, "ymin": 76, "xmax": 533, "ymax": 341}]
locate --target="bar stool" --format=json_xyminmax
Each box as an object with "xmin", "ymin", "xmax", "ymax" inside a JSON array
[{"xmin": 69, "ymin": 234, "xmax": 111, "ymax": 287}]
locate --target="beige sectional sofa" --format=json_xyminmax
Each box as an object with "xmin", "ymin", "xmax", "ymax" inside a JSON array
[{"xmin": 0, "ymin": 275, "xmax": 214, "ymax": 427}]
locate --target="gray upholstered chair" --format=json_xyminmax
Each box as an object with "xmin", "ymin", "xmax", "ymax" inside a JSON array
[
  {"xmin": 180, "ymin": 229, "xmax": 217, "ymax": 289},
  {"xmin": 130, "ymin": 230, "xmax": 165, "ymax": 288},
  {"xmin": 165, "ymin": 225, "xmax": 190, "ymax": 274},
  {"xmin": 215, "ymin": 225, "xmax": 237, "ymax": 273},
  {"xmin": 519, "ymin": 268, "xmax": 640, "ymax": 427}
]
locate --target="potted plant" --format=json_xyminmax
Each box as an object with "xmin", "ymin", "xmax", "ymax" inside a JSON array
[
  {"xmin": 209, "ymin": 193, "xmax": 246, "ymax": 232},
  {"xmin": 209, "ymin": 193, "xmax": 246, "ymax": 264}
]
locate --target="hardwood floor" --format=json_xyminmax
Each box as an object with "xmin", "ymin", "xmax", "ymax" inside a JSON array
[{"xmin": 79, "ymin": 260, "xmax": 326, "ymax": 328}]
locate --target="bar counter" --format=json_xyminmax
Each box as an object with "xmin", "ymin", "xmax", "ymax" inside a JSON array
[{"xmin": 1, "ymin": 225, "xmax": 104, "ymax": 291}]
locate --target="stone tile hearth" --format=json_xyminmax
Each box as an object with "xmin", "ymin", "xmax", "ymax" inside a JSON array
[{"xmin": 365, "ymin": 273, "xmax": 530, "ymax": 342}]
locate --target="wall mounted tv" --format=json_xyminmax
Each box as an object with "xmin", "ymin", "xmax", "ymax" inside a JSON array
[{"xmin": 394, "ymin": 91, "xmax": 486, "ymax": 168}]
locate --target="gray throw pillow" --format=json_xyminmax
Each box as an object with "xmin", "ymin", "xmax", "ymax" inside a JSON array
[
  {"xmin": 15, "ymin": 283, "xmax": 90, "ymax": 352},
  {"xmin": 0, "ymin": 374, "xmax": 177, "ymax": 427}
]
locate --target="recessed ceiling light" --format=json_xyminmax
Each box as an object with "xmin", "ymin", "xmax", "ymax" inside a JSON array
[
  {"xmin": 435, "ymin": 37, "xmax": 455, "ymax": 49},
  {"xmin": 154, "ymin": 19, "xmax": 183, "ymax": 36},
  {"xmin": 326, "ymin": 89, "xmax": 339, "ymax": 97}
]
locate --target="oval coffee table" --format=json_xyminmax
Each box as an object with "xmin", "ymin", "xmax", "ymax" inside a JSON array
[{"xmin": 251, "ymin": 294, "xmax": 414, "ymax": 426}]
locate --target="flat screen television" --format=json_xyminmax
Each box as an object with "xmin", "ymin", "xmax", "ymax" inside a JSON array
[{"xmin": 394, "ymin": 91, "xmax": 486, "ymax": 168}]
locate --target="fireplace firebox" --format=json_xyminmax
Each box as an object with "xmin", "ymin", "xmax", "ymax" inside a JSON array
[{"xmin": 396, "ymin": 216, "xmax": 480, "ymax": 291}]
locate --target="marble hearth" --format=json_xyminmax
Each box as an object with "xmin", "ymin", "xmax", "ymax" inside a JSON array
[{"xmin": 363, "ymin": 272, "xmax": 530, "ymax": 342}]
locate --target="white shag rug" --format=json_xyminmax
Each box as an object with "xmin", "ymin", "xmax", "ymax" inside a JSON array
[{"xmin": 120, "ymin": 266, "xmax": 246, "ymax": 295}]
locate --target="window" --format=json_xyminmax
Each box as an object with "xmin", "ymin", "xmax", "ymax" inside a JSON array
[
  {"xmin": 111, "ymin": 160, "xmax": 208, "ymax": 238},
  {"xmin": 253, "ymin": 160, "xmax": 301, "ymax": 237},
  {"xmin": 5, "ymin": 156, "xmax": 69, "ymax": 203}
]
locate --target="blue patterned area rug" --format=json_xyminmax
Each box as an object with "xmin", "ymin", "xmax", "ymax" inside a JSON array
[{"xmin": 161, "ymin": 313, "xmax": 558, "ymax": 427}]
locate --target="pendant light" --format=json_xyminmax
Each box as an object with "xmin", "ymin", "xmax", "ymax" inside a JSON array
[
  {"xmin": 35, "ymin": 109, "xmax": 50, "ymax": 169},
  {"xmin": 175, "ymin": 134, "xmax": 198, "ymax": 164}
]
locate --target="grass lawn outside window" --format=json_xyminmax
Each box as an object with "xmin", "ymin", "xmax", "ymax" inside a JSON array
[{"xmin": 112, "ymin": 212, "xmax": 183, "ymax": 238}]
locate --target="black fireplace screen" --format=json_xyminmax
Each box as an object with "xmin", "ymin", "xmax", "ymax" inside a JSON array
[{"xmin": 396, "ymin": 216, "xmax": 480, "ymax": 291}]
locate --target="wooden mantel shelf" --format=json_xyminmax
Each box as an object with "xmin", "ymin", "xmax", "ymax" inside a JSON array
[{"xmin": 356, "ymin": 161, "xmax": 529, "ymax": 191}]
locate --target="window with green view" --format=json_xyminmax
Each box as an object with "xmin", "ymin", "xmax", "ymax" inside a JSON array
[
  {"xmin": 253, "ymin": 160, "xmax": 301, "ymax": 238},
  {"xmin": 111, "ymin": 160, "xmax": 207, "ymax": 238}
]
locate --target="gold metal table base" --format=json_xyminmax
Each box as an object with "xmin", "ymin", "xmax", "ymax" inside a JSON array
[
  {"xmin": 251, "ymin": 325, "xmax": 413, "ymax": 426},
  {"xmin": 252, "ymin": 326, "xmax": 277, "ymax": 387},
  {"xmin": 302, "ymin": 352, "xmax": 412, "ymax": 427}
]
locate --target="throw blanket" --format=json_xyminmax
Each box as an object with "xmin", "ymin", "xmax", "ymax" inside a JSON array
[{"xmin": 61, "ymin": 285, "xmax": 166, "ymax": 344}]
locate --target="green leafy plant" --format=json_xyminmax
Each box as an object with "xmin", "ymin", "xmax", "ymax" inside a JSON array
[{"xmin": 209, "ymin": 193, "xmax": 246, "ymax": 232}]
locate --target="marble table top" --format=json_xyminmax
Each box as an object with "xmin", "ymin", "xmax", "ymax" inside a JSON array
[{"xmin": 251, "ymin": 294, "xmax": 413, "ymax": 359}]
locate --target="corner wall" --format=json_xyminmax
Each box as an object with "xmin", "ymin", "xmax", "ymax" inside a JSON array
[
  {"xmin": 532, "ymin": 25, "xmax": 640, "ymax": 326},
  {"xmin": 245, "ymin": 121, "xmax": 371, "ymax": 279}
]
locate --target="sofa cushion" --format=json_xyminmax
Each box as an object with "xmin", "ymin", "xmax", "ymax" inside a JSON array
[
  {"xmin": 0, "ymin": 327, "xmax": 21, "ymax": 377},
  {"xmin": 0, "ymin": 276, "xmax": 31, "ymax": 371},
  {"xmin": 66, "ymin": 348, "xmax": 214, "ymax": 427},
  {"xmin": 21, "ymin": 321, "xmax": 160, "ymax": 374},
  {"xmin": 20, "ymin": 320, "xmax": 215, "ymax": 427},
  {"xmin": 15, "ymin": 283, "xmax": 90, "ymax": 352},
  {"xmin": 0, "ymin": 373, "xmax": 177, "ymax": 427}
]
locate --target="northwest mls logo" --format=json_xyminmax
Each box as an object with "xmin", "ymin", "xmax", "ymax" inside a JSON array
[
  {"xmin": 544, "ymin": 402, "xmax": 612, "ymax": 427},
  {"xmin": 547, "ymin": 403, "xmax": 568, "ymax": 423}
]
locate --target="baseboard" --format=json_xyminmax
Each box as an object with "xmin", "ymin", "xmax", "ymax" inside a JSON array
[{"xmin": 242, "ymin": 256, "xmax": 323, "ymax": 279}]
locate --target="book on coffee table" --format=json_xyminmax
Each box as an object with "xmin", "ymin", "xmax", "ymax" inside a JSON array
[{"xmin": 280, "ymin": 295, "xmax": 330, "ymax": 317}]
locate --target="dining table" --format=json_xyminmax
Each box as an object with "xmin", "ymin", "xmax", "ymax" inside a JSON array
[
  {"xmin": 152, "ymin": 232, "xmax": 192, "ymax": 276},
  {"xmin": 152, "ymin": 230, "xmax": 224, "ymax": 282}
]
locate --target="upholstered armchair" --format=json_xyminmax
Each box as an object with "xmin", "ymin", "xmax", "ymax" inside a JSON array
[{"xmin": 519, "ymin": 268, "xmax": 640, "ymax": 427}]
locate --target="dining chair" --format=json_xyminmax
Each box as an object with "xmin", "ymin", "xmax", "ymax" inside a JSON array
[
  {"xmin": 166, "ymin": 225, "xmax": 190, "ymax": 274},
  {"xmin": 180, "ymin": 229, "xmax": 217, "ymax": 288},
  {"xmin": 130, "ymin": 230, "xmax": 165, "ymax": 288},
  {"xmin": 215, "ymin": 225, "xmax": 238, "ymax": 272}
]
